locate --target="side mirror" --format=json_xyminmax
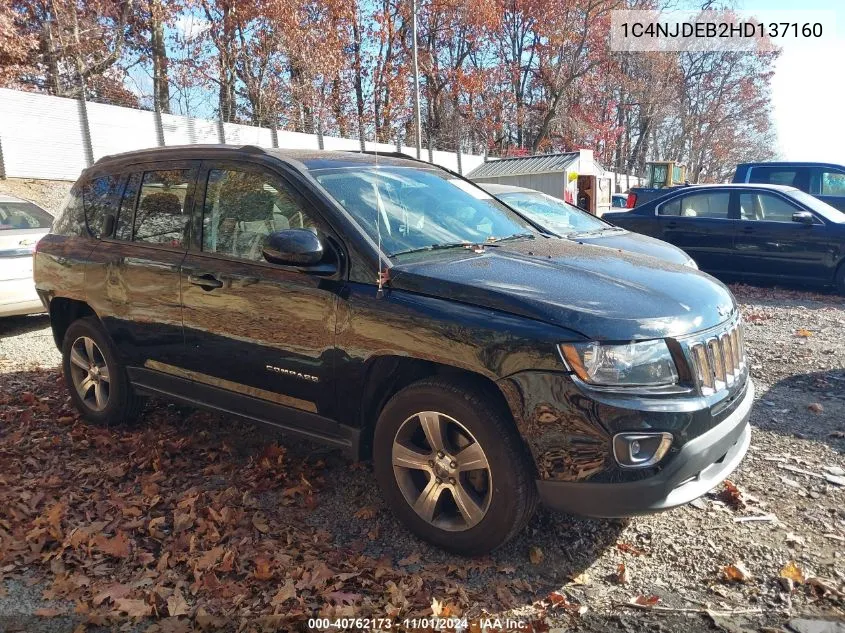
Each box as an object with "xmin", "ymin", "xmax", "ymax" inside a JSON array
[
  {"xmin": 262, "ymin": 229, "xmax": 325, "ymax": 266},
  {"xmin": 792, "ymin": 211, "xmax": 814, "ymax": 226}
]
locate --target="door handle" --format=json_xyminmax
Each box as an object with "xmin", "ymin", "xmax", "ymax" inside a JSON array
[
  {"xmin": 742, "ymin": 226, "xmax": 754, "ymax": 233},
  {"xmin": 188, "ymin": 273, "xmax": 223, "ymax": 290},
  {"xmin": 665, "ymin": 222, "xmax": 678, "ymax": 229}
]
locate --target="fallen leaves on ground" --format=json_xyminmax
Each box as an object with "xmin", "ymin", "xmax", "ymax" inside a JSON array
[
  {"xmin": 780, "ymin": 561, "xmax": 806, "ymax": 584},
  {"xmin": 795, "ymin": 328, "xmax": 814, "ymax": 338},
  {"xmin": 718, "ymin": 480, "xmax": 745, "ymax": 510},
  {"xmin": 808, "ymin": 402, "xmax": 824, "ymax": 414},
  {"xmin": 0, "ymin": 369, "xmax": 556, "ymax": 629},
  {"xmin": 613, "ymin": 563, "xmax": 629, "ymax": 585},
  {"xmin": 721, "ymin": 561, "xmax": 752, "ymax": 583}
]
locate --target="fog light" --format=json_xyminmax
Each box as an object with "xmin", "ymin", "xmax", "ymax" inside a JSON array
[{"xmin": 613, "ymin": 432, "xmax": 673, "ymax": 468}]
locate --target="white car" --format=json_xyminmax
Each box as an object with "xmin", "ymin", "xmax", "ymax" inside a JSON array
[{"xmin": 1, "ymin": 194, "xmax": 53, "ymax": 317}]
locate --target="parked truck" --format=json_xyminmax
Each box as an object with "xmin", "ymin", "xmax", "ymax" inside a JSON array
[
  {"xmin": 625, "ymin": 161, "xmax": 689, "ymax": 208},
  {"xmin": 733, "ymin": 162, "xmax": 845, "ymax": 212}
]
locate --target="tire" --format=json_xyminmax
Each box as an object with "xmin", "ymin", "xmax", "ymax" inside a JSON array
[
  {"xmin": 61, "ymin": 316, "xmax": 145, "ymax": 426},
  {"xmin": 373, "ymin": 378, "xmax": 537, "ymax": 555},
  {"xmin": 836, "ymin": 263, "xmax": 845, "ymax": 295}
]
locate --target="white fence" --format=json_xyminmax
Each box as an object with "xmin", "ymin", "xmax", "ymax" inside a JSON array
[{"xmin": 0, "ymin": 88, "xmax": 486, "ymax": 181}]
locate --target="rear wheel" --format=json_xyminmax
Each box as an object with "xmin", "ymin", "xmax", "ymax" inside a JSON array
[
  {"xmin": 373, "ymin": 378, "xmax": 537, "ymax": 555},
  {"xmin": 61, "ymin": 317, "xmax": 144, "ymax": 426}
]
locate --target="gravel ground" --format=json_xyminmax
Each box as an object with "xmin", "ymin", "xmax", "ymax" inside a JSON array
[
  {"xmin": 0, "ymin": 178, "xmax": 73, "ymax": 213},
  {"xmin": 0, "ymin": 284, "xmax": 843, "ymax": 633}
]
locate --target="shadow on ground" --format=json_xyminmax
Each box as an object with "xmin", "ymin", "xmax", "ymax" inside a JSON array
[{"xmin": 0, "ymin": 313, "xmax": 50, "ymax": 337}]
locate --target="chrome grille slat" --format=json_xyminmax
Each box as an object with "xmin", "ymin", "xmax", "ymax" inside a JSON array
[{"xmin": 687, "ymin": 320, "xmax": 746, "ymax": 395}]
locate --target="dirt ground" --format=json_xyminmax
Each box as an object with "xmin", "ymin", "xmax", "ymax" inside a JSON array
[
  {"xmin": 0, "ymin": 282, "xmax": 843, "ymax": 633},
  {"xmin": 0, "ymin": 178, "xmax": 73, "ymax": 213}
]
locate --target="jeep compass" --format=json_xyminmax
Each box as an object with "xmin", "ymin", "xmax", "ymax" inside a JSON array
[{"xmin": 33, "ymin": 146, "xmax": 753, "ymax": 555}]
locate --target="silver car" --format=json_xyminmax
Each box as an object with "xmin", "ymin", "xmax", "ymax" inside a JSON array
[
  {"xmin": 1, "ymin": 194, "xmax": 53, "ymax": 317},
  {"xmin": 482, "ymin": 183, "xmax": 697, "ymax": 268}
]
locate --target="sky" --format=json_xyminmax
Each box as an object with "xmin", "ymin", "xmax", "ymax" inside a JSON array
[
  {"xmin": 128, "ymin": 2, "xmax": 844, "ymax": 164},
  {"xmin": 739, "ymin": 0, "xmax": 845, "ymax": 163}
]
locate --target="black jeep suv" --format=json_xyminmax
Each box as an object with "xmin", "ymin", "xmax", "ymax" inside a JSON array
[{"xmin": 34, "ymin": 146, "xmax": 753, "ymax": 555}]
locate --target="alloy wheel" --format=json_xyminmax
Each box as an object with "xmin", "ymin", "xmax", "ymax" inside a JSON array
[
  {"xmin": 392, "ymin": 411, "xmax": 492, "ymax": 531},
  {"xmin": 68, "ymin": 336, "xmax": 111, "ymax": 412}
]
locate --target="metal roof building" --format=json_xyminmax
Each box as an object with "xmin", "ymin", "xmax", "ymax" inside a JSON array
[
  {"xmin": 468, "ymin": 149, "xmax": 612, "ymax": 214},
  {"xmin": 467, "ymin": 151, "xmax": 583, "ymax": 179}
]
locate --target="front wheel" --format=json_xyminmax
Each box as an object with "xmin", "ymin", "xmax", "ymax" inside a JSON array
[{"xmin": 373, "ymin": 378, "xmax": 537, "ymax": 555}]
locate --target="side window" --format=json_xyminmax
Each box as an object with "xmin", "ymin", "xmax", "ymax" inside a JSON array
[
  {"xmin": 676, "ymin": 192, "xmax": 730, "ymax": 218},
  {"xmin": 115, "ymin": 172, "xmax": 141, "ymax": 241},
  {"xmin": 82, "ymin": 174, "xmax": 122, "ymax": 238},
  {"xmin": 749, "ymin": 167, "xmax": 799, "ymax": 187},
  {"xmin": 201, "ymin": 168, "xmax": 316, "ymax": 261},
  {"xmin": 657, "ymin": 197, "xmax": 681, "ymax": 216},
  {"xmin": 51, "ymin": 185, "xmax": 85, "ymax": 236},
  {"xmin": 818, "ymin": 171, "xmax": 845, "ymax": 196},
  {"xmin": 739, "ymin": 192, "xmax": 800, "ymax": 223},
  {"xmin": 134, "ymin": 169, "xmax": 193, "ymax": 248}
]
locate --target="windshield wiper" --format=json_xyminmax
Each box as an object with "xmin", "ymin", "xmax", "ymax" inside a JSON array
[
  {"xmin": 486, "ymin": 232, "xmax": 535, "ymax": 244},
  {"xmin": 389, "ymin": 241, "xmax": 475, "ymax": 257},
  {"xmin": 566, "ymin": 227, "xmax": 618, "ymax": 238}
]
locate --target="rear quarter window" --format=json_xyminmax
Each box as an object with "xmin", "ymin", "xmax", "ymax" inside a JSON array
[
  {"xmin": 50, "ymin": 185, "xmax": 86, "ymax": 236},
  {"xmin": 83, "ymin": 174, "xmax": 123, "ymax": 238},
  {"xmin": 749, "ymin": 167, "xmax": 800, "ymax": 187}
]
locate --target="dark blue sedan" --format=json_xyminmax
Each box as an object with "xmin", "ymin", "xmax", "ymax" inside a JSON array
[{"xmin": 603, "ymin": 183, "xmax": 845, "ymax": 292}]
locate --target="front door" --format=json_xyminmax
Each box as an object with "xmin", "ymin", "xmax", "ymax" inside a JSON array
[
  {"xmin": 734, "ymin": 190, "xmax": 833, "ymax": 281},
  {"xmin": 179, "ymin": 161, "xmax": 341, "ymax": 422},
  {"xmin": 654, "ymin": 189, "xmax": 737, "ymax": 274}
]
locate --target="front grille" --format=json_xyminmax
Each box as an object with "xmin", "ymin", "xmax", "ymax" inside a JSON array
[{"xmin": 687, "ymin": 321, "xmax": 745, "ymax": 395}]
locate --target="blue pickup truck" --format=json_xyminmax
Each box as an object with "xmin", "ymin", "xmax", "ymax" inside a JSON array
[{"xmin": 733, "ymin": 162, "xmax": 845, "ymax": 212}]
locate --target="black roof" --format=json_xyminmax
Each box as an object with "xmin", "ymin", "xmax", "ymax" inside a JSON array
[{"xmin": 92, "ymin": 145, "xmax": 424, "ymax": 172}]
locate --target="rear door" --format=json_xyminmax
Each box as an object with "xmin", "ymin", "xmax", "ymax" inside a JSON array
[
  {"xmin": 733, "ymin": 189, "xmax": 833, "ymax": 281},
  {"xmin": 178, "ymin": 160, "xmax": 342, "ymax": 425},
  {"xmin": 653, "ymin": 189, "xmax": 737, "ymax": 274},
  {"xmin": 86, "ymin": 161, "xmax": 199, "ymax": 369},
  {"xmin": 809, "ymin": 166, "xmax": 845, "ymax": 212}
]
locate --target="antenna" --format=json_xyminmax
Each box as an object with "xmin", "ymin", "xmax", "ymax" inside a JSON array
[{"xmin": 372, "ymin": 111, "xmax": 390, "ymax": 299}]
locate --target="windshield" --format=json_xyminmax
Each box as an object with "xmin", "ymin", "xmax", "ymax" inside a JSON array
[
  {"xmin": 499, "ymin": 191, "xmax": 610, "ymax": 235},
  {"xmin": 0, "ymin": 201, "xmax": 53, "ymax": 231},
  {"xmin": 789, "ymin": 190, "xmax": 845, "ymax": 223},
  {"xmin": 312, "ymin": 167, "xmax": 535, "ymax": 256}
]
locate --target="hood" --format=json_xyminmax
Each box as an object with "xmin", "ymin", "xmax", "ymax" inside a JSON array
[
  {"xmin": 573, "ymin": 229, "xmax": 693, "ymax": 266},
  {"xmin": 389, "ymin": 237, "xmax": 736, "ymax": 341}
]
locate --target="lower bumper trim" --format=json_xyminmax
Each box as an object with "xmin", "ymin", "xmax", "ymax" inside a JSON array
[{"xmin": 537, "ymin": 379, "xmax": 754, "ymax": 518}]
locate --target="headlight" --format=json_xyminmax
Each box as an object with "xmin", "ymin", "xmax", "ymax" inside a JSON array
[{"xmin": 560, "ymin": 340, "xmax": 678, "ymax": 387}]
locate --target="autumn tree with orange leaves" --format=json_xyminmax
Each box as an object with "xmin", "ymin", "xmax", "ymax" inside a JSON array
[{"xmin": 0, "ymin": 0, "xmax": 778, "ymax": 183}]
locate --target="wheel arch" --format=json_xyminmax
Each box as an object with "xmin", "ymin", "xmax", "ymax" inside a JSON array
[
  {"xmin": 49, "ymin": 298, "xmax": 97, "ymax": 349},
  {"xmin": 356, "ymin": 355, "xmax": 523, "ymax": 462}
]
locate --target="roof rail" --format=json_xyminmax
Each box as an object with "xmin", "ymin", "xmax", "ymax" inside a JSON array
[{"xmin": 240, "ymin": 145, "xmax": 268, "ymax": 154}]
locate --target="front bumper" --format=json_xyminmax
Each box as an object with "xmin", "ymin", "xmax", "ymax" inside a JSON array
[{"xmin": 536, "ymin": 378, "xmax": 753, "ymax": 517}]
